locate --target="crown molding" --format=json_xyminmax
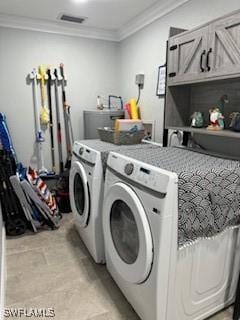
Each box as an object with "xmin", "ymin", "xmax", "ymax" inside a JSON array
[
  {"xmin": 0, "ymin": 0, "xmax": 192, "ymax": 42},
  {"xmin": 0, "ymin": 13, "xmax": 117, "ymax": 42},
  {"xmin": 117, "ymin": 0, "xmax": 192, "ymax": 41}
]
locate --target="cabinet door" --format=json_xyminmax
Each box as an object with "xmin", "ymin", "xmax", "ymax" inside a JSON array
[
  {"xmin": 168, "ymin": 27, "xmax": 209, "ymax": 85},
  {"xmin": 207, "ymin": 12, "xmax": 240, "ymax": 79}
]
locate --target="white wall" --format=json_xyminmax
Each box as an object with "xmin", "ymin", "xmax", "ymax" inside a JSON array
[
  {"xmin": 118, "ymin": 0, "xmax": 240, "ymax": 143},
  {"xmin": 2, "ymin": 0, "xmax": 240, "ymax": 168},
  {"xmin": 0, "ymin": 27, "xmax": 119, "ymax": 169}
]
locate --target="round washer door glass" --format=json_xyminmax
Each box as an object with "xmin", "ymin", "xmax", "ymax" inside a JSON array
[
  {"xmin": 69, "ymin": 161, "xmax": 90, "ymax": 228},
  {"xmin": 110, "ymin": 200, "xmax": 139, "ymax": 264},
  {"xmin": 103, "ymin": 182, "xmax": 153, "ymax": 284},
  {"xmin": 74, "ymin": 173, "xmax": 85, "ymax": 216}
]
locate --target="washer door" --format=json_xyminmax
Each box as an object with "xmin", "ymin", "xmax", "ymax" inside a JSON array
[
  {"xmin": 70, "ymin": 161, "xmax": 90, "ymax": 228},
  {"xmin": 104, "ymin": 182, "xmax": 153, "ymax": 284}
]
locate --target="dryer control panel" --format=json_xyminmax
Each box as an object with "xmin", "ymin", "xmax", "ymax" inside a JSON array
[
  {"xmin": 108, "ymin": 152, "xmax": 177, "ymax": 194},
  {"xmin": 73, "ymin": 142, "xmax": 98, "ymax": 165}
]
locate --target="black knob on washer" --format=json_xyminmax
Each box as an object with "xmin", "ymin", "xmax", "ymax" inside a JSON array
[
  {"xmin": 79, "ymin": 147, "xmax": 84, "ymax": 155},
  {"xmin": 124, "ymin": 163, "xmax": 134, "ymax": 176}
]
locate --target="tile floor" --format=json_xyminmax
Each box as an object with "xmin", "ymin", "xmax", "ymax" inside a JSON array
[{"xmin": 5, "ymin": 214, "xmax": 234, "ymax": 320}]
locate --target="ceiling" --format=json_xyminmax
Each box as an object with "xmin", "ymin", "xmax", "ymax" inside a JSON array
[
  {"xmin": 0, "ymin": 0, "xmax": 191, "ymax": 41},
  {"xmin": 0, "ymin": 0, "xmax": 159, "ymax": 30}
]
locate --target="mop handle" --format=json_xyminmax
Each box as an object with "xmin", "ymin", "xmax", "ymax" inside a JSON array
[
  {"xmin": 31, "ymin": 69, "xmax": 42, "ymax": 140},
  {"xmin": 38, "ymin": 65, "xmax": 47, "ymax": 107}
]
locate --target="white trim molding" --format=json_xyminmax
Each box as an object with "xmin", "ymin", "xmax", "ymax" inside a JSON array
[
  {"xmin": 0, "ymin": 0, "xmax": 193, "ymax": 42},
  {"xmin": 0, "ymin": 13, "xmax": 117, "ymax": 42},
  {"xmin": 117, "ymin": 0, "xmax": 193, "ymax": 41}
]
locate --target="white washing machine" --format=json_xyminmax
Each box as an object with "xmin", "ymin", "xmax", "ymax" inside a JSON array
[
  {"xmin": 103, "ymin": 150, "xmax": 240, "ymax": 320},
  {"xmin": 103, "ymin": 151, "xmax": 178, "ymax": 320},
  {"xmin": 70, "ymin": 140, "xmax": 160, "ymax": 264}
]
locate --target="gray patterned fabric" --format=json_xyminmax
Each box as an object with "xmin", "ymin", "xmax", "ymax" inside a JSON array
[
  {"xmin": 117, "ymin": 147, "xmax": 240, "ymax": 248},
  {"xmin": 78, "ymin": 139, "xmax": 159, "ymax": 175}
]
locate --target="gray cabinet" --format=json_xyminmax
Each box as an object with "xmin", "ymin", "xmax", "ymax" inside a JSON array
[
  {"xmin": 83, "ymin": 110, "xmax": 124, "ymax": 139},
  {"xmin": 167, "ymin": 10, "xmax": 240, "ymax": 86},
  {"xmin": 168, "ymin": 27, "xmax": 209, "ymax": 85},
  {"xmin": 207, "ymin": 12, "xmax": 240, "ymax": 79},
  {"xmin": 165, "ymin": 9, "xmax": 240, "ymax": 144}
]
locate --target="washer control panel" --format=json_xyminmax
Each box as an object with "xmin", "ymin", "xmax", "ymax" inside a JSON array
[
  {"xmin": 73, "ymin": 142, "xmax": 98, "ymax": 164},
  {"xmin": 108, "ymin": 152, "xmax": 175, "ymax": 194}
]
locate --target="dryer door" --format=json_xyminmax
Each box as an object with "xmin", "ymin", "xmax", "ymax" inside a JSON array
[
  {"xmin": 104, "ymin": 182, "xmax": 153, "ymax": 284},
  {"xmin": 70, "ymin": 161, "xmax": 90, "ymax": 227}
]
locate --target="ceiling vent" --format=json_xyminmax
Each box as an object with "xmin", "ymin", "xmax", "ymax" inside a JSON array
[{"xmin": 60, "ymin": 14, "xmax": 87, "ymax": 24}]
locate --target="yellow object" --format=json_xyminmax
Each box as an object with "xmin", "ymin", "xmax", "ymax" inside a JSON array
[
  {"xmin": 40, "ymin": 106, "xmax": 50, "ymax": 125},
  {"xmin": 115, "ymin": 119, "xmax": 143, "ymax": 132},
  {"xmin": 130, "ymin": 99, "xmax": 139, "ymax": 120},
  {"xmin": 38, "ymin": 65, "xmax": 50, "ymax": 125}
]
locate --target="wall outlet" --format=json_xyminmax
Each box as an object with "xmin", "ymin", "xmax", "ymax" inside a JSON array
[{"xmin": 135, "ymin": 74, "xmax": 145, "ymax": 89}]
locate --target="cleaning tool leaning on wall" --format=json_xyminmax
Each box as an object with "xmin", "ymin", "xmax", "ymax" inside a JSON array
[
  {"xmin": 55, "ymin": 64, "xmax": 74, "ymax": 213},
  {"xmin": 59, "ymin": 63, "xmax": 74, "ymax": 170},
  {"xmin": 46, "ymin": 68, "xmax": 56, "ymax": 174},
  {"xmin": 53, "ymin": 68, "xmax": 64, "ymax": 174},
  {"xmin": 39, "ymin": 65, "xmax": 50, "ymax": 126},
  {"xmin": 30, "ymin": 68, "xmax": 48, "ymax": 176}
]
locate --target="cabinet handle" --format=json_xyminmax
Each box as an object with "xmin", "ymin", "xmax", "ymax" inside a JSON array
[
  {"xmin": 200, "ymin": 50, "xmax": 206, "ymax": 72},
  {"xmin": 170, "ymin": 45, "xmax": 178, "ymax": 51},
  {"xmin": 206, "ymin": 48, "xmax": 212, "ymax": 71},
  {"xmin": 169, "ymin": 72, "xmax": 176, "ymax": 78}
]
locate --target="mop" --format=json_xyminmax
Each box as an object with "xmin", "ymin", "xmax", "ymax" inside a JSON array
[
  {"xmin": 59, "ymin": 63, "xmax": 74, "ymax": 170},
  {"xmin": 30, "ymin": 68, "xmax": 48, "ymax": 175},
  {"xmin": 46, "ymin": 68, "xmax": 56, "ymax": 173},
  {"xmin": 53, "ymin": 68, "xmax": 64, "ymax": 174}
]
